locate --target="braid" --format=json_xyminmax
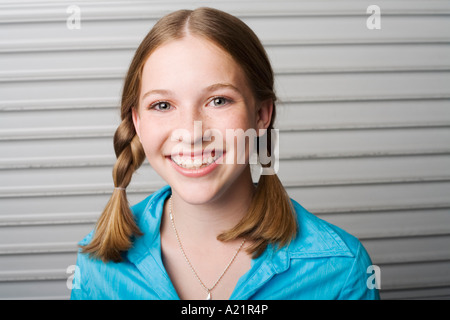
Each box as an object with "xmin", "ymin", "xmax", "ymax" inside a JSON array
[
  {"xmin": 81, "ymin": 115, "xmax": 145, "ymax": 262},
  {"xmin": 113, "ymin": 115, "xmax": 145, "ymax": 188}
]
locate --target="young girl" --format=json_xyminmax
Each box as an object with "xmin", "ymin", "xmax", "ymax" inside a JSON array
[{"xmin": 71, "ymin": 7, "xmax": 379, "ymax": 300}]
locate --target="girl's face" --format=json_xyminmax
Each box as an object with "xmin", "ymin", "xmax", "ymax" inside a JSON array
[{"xmin": 133, "ymin": 35, "xmax": 272, "ymax": 204}]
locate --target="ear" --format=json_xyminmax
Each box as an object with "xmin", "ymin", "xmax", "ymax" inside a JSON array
[
  {"xmin": 256, "ymin": 99, "xmax": 274, "ymax": 134},
  {"xmin": 131, "ymin": 107, "xmax": 141, "ymax": 141}
]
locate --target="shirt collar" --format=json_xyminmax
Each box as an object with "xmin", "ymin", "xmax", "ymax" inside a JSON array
[
  {"xmin": 127, "ymin": 185, "xmax": 354, "ymax": 263},
  {"xmin": 128, "ymin": 187, "xmax": 352, "ymax": 257},
  {"xmin": 127, "ymin": 185, "xmax": 171, "ymax": 264},
  {"xmin": 286, "ymin": 199, "xmax": 354, "ymax": 259},
  {"xmin": 126, "ymin": 185, "xmax": 353, "ymax": 299}
]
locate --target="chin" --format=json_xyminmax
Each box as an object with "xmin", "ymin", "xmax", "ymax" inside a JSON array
[{"xmin": 171, "ymin": 180, "xmax": 224, "ymax": 205}]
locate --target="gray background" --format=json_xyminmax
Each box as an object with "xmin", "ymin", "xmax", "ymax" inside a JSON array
[{"xmin": 0, "ymin": 0, "xmax": 449, "ymax": 299}]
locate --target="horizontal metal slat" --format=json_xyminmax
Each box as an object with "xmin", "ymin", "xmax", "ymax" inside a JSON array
[{"xmin": 1, "ymin": 0, "xmax": 449, "ymax": 24}]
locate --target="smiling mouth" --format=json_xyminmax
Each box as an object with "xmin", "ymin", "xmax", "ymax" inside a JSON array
[{"xmin": 169, "ymin": 150, "xmax": 223, "ymax": 170}]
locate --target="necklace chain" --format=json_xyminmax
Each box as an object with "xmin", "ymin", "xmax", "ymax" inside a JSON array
[{"xmin": 168, "ymin": 195, "xmax": 246, "ymax": 300}]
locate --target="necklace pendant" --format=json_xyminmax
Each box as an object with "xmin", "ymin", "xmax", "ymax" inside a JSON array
[{"xmin": 206, "ymin": 291, "xmax": 211, "ymax": 300}]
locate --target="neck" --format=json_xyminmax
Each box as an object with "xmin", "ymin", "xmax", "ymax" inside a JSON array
[{"xmin": 162, "ymin": 169, "xmax": 255, "ymax": 244}]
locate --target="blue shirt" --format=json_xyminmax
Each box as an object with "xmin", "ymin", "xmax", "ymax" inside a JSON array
[{"xmin": 71, "ymin": 185, "xmax": 380, "ymax": 300}]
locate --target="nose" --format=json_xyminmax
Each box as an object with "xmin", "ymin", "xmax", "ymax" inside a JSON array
[{"xmin": 170, "ymin": 105, "xmax": 210, "ymax": 150}]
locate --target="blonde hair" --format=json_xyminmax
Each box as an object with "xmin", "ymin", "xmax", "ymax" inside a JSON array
[{"xmin": 81, "ymin": 7, "xmax": 297, "ymax": 262}]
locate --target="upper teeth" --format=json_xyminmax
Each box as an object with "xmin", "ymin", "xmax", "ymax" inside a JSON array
[{"xmin": 171, "ymin": 154, "xmax": 219, "ymax": 169}]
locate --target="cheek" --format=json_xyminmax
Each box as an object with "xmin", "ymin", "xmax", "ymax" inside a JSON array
[
  {"xmin": 220, "ymin": 107, "xmax": 256, "ymax": 131},
  {"xmin": 137, "ymin": 121, "xmax": 165, "ymax": 157},
  {"xmin": 217, "ymin": 112, "xmax": 257, "ymax": 163}
]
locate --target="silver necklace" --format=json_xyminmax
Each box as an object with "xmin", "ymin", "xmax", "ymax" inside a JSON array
[{"xmin": 168, "ymin": 195, "xmax": 246, "ymax": 300}]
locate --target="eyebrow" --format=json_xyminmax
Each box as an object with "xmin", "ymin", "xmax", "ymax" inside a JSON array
[
  {"xmin": 141, "ymin": 83, "xmax": 243, "ymax": 101},
  {"xmin": 141, "ymin": 89, "xmax": 171, "ymax": 101},
  {"xmin": 204, "ymin": 83, "xmax": 242, "ymax": 96}
]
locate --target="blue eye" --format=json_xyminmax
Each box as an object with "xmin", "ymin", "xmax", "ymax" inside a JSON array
[
  {"xmin": 208, "ymin": 97, "xmax": 230, "ymax": 107},
  {"xmin": 150, "ymin": 101, "xmax": 172, "ymax": 111}
]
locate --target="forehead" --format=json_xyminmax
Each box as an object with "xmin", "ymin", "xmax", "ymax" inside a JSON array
[{"xmin": 140, "ymin": 35, "xmax": 250, "ymax": 96}]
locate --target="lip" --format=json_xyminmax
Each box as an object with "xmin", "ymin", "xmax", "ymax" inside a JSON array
[{"xmin": 167, "ymin": 151, "xmax": 225, "ymax": 178}]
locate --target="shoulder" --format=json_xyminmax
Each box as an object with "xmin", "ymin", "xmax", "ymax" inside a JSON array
[
  {"xmin": 72, "ymin": 186, "xmax": 172, "ymax": 299},
  {"xmin": 285, "ymin": 199, "xmax": 379, "ymax": 299},
  {"xmin": 76, "ymin": 185, "xmax": 171, "ymax": 266},
  {"xmin": 289, "ymin": 199, "xmax": 361, "ymax": 258}
]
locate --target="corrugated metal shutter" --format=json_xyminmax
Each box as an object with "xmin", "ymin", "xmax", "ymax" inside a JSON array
[{"xmin": 1, "ymin": 0, "xmax": 449, "ymax": 299}]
